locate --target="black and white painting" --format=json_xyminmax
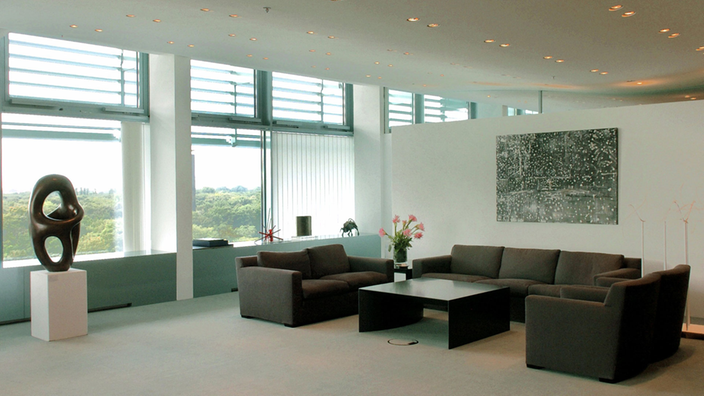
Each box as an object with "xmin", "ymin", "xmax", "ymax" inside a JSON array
[{"xmin": 496, "ymin": 128, "xmax": 618, "ymax": 224}]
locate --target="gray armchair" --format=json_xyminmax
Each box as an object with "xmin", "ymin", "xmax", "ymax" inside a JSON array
[
  {"xmin": 525, "ymin": 273, "xmax": 661, "ymax": 383},
  {"xmin": 235, "ymin": 244, "xmax": 393, "ymax": 327},
  {"xmin": 650, "ymin": 264, "xmax": 690, "ymax": 362}
]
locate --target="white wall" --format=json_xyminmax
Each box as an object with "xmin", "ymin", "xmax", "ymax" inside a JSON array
[{"xmin": 392, "ymin": 100, "xmax": 704, "ymax": 317}]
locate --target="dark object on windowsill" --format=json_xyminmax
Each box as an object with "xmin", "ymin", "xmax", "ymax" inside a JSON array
[
  {"xmin": 193, "ymin": 238, "xmax": 229, "ymax": 247},
  {"xmin": 341, "ymin": 218, "xmax": 359, "ymax": 237}
]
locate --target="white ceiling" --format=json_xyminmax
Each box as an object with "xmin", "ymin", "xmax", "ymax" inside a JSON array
[{"xmin": 2, "ymin": 0, "xmax": 704, "ymax": 113}]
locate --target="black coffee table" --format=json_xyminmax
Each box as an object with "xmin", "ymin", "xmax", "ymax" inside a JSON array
[{"xmin": 358, "ymin": 278, "xmax": 510, "ymax": 349}]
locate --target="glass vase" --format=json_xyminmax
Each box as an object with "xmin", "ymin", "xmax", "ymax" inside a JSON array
[{"xmin": 393, "ymin": 246, "xmax": 407, "ymax": 264}]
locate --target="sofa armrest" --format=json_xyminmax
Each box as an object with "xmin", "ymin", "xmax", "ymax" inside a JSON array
[
  {"xmin": 349, "ymin": 256, "xmax": 394, "ymax": 282},
  {"xmin": 593, "ymin": 268, "xmax": 640, "ymax": 285},
  {"xmin": 596, "ymin": 276, "xmax": 630, "ymax": 288},
  {"xmin": 236, "ymin": 266, "xmax": 303, "ymax": 325},
  {"xmin": 412, "ymin": 255, "xmax": 452, "ymax": 279},
  {"xmin": 560, "ymin": 286, "xmax": 609, "ymax": 303}
]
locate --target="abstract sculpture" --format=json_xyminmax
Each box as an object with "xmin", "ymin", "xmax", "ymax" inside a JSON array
[
  {"xmin": 341, "ymin": 218, "xmax": 359, "ymax": 237},
  {"xmin": 29, "ymin": 174, "xmax": 84, "ymax": 272}
]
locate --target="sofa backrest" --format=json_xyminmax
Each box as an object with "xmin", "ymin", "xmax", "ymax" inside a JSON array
[
  {"xmin": 450, "ymin": 245, "xmax": 504, "ymax": 278},
  {"xmin": 623, "ymin": 257, "xmax": 642, "ymax": 271},
  {"xmin": 499, "ymin": 247, "xmax": 560, "ymax": 283},
  {"xmin": 306, "ymin": 244, "xmax": 350, "ymax": 278},
  {"xmin": 257, "ymin": 250, "xmax": 313, "ymax": 279},
  {"xmin": 554, "ymin": 251, "xmax": 624, "ymax": 285}
]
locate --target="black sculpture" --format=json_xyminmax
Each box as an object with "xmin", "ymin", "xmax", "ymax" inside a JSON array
[
  {"xmin": 340, "ymin": 218, "xmax": 359, "ymax": 237},
  {"xmin": 29, "ymin": 175, "xmax": 84, "ymax": 272}
]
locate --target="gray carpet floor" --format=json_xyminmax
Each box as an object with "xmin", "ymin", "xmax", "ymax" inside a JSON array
[{"xmin": 1, "ymin": 292, "xmax": 702, "ymax": 395}]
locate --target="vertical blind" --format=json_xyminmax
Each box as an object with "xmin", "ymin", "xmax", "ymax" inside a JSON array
[
  {"xmin": 7, "ymin": 33, "xmax": 139, "ymax": 107},
  {"xmin": 271, "ymin": 132, "xmax": 354, "ymax": 238}
]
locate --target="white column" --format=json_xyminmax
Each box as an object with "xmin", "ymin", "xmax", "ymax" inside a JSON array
[
  {"xmin": 149, "ymin": 54, "xmax": 193, "ymax": 300},
  {"xmin": 121, "ymin": 121, "xmax": 149, "ymax": 252},
  {"xmin": 353, "ymin": 85, "xmax": 385, "ymax": 238}
]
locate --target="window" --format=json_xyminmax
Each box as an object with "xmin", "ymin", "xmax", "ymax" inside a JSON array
[
  {"xmin": 191, "ymin": 126, "xmax": 263, "ymax": 242},
  {"xmin": 272, "ymin": 72, "xmax": 345, "ymax": 125},
  {"xmin": 190, "ymin": 60, "xmax": 255, "ymax": 118},
  {"xmin": 388, "ymin": 89, "xmax": 414, "ymax": 128},
  {"xmin": 270, "ymin": 132, "xmax": 354, "ymax": 238},
  {"xmin": 424, "ymin": 95, "xmax": 469, "ymax": 123},
  {"xmin": 2, "ymin": 113, "xmax": 124, "ymax": 263},
  {"xmin": 7, "ymin": 33, "xmax": 142, "ymax": 109}
]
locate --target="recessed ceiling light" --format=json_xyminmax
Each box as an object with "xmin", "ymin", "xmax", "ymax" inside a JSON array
[
  {"xmin": 365, "ymin": 74, "xmax": 371, "ymax": 78},
  {"xmin": 685, "ymin": 95, "xmax": 691, "ymax": 98},
  {"xmin": 69, "ymin": 24, "xmax": 78, "ymax": 28},
  {"xmin": 307, "ymin": 31, "xmax": 315, "ymax": 34},
  {"xmin": 388, "ymin": 64, "xmax": 393, "ymax": 67},
  {"xmin": 153, "ymin": 19, "xmax": 162, "ymax": 23},
  {"xmin": 229, "ymin": 14, "xmax": 239, "ymax": 18},
  {"xmin": 691, "ymin": 97, "xmax": 697, "ymax": 100},
  {"xmin": 326, "ymin": 52, "xmax": 332, "ymax": 55},
  {"xmin": 247, "ymin": 54, "xmax": 252, "ymax": 57},
  {"xmin": 440, "ymin": 74, "xmax": 445, "ymax": 77},
  {"xmin": 484, "ymin": 39, "xmax": 495, "ymax": 43},
  {"xmin": 126, "ymin": 14, "xmax": 135, "ymax": 18},
  {"xmin": 500, "ymin": 43, "xmax": 510, "ymax": 47},
  {"xmin": 95, "ymin": 29, "xmax": 103, "ymax": 32},
  {"xmin": 407, "ymin": 17, "xmax": 419, "ymax": 22},
  {"xmin": 328, "ymin": 36, "xmax": 336, "ymax": 39},
  {"xmin": 325, "ymin": 67, "xmax": 330, "ymax": 70},
  {"xmin": 312, "ymin": 65, "xmax": 317, "ymax": 68},
  {"xmin": 609, "ymin": 5, "xmax": 623, "ymax": 11},
  {"xmin": 263, "ymin": 57, "xmax": 268, "ymax": 60},
  {"xmin": 309, "ymin": 49, "xmax": 316, "ymax": 52},
  {"xmin": 229, "ymin": 33, "xmax": 236, "ymax": 37},
  {"xmin": 250, "ymin": 37, "xmax": 257, "ymax": 41},
  {"xmin": 555, "ymin": 59, "xmax": 565, "ymax": 63},
  {"xmin": 403, "ymin": 52, "xmax": 412, "ymax": 55},
  {"xmin": 378, "ymin": 76, "xmax": 382, "ymax": 79},
  {"xmin": 591, "ymin": 69, "xmax": 599, "ymax": 72},
  {"xmin": 201, "ymin": 8, "xmax": 210, "ymax": 12},
  {"xmin": 427, "ymin": 23, "xmax": 439, "ymax": 28},
  {"xmin": 636, "ymin": 81, "xmax": 643, "ymax": 85},
  {"xmin": 621, "ymin": 11, "xmax": 635, "ymax": 17},
  {"xmin": 543, "ymin": 56, "xmax": 553, "ymax": 59},
  {"xmin": 422, "ymin": 84, "xmax": 427, "ymax": 87},
  {"xmin": 600, "ymin": 71, "xmax": 609, "ymax": 75},
  {"xmin": 696, "ymin": 47, "xmax": 704, "ymax": 51},
  {"xmin": 167, "ymin": 41, "xmax": 174, "ymax": 44},
  {"xmin": 659, "ymin": 28, "xmax": 670, "ymax": 33},
  {"xmin": 374, "ymin": 61, "xmax": 380, "ymax": 65},
  {"xmin": 188, "ymin": 44, "xmax": 195, "ymax": 47},
  {"xmin": 668, "ymin": 33, "xmax": 680, "ymax": 38}
]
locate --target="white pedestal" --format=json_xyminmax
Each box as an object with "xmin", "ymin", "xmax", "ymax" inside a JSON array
[
  {"xmin": 682, "ymin": 323, "xmax": 704, "ymax": 340},
  {"xmin": 31, "ymin": 269, "xmax": 88, "ymax": 341}
]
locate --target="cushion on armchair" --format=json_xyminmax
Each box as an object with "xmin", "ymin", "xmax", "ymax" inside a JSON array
[
  {"xmin": 450, "ymin": 245, "xmax": 504, "ymax": 278},
  {"xmin": 307, "ymin": 244, "xmax": 351, "ymax": 278},
  {"xmin": 554, "ymin": 251, "xmax": 623, "ymax": 286},
  {"xmin": 499, "ymin": 248, "xmax": 560, "ymax": 284},
  {"xmin": 257, "ymin": 250, "xmax": 312, "ymax": 279}
]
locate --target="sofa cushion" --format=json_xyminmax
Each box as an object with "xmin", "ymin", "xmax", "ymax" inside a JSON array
[
  {"xmin": 321, "ymin": 271, "xmax": 388, "ymax": 290},
  {"xmin": 554, "ymin": 251, "xmax": 624, "ymax": 285},
  {"xmin": 527, "ymin": 283, "xmax": 562, "ymax": 298},
  {"xmin": 301, "ymin": 279, "xmax": 350, "ymax": 300},
  {"xmin": 498, "ymin": 248, "xmax": 560, "ymax": 284},
  {"xmin": 422, "ymin": 273, "xmax": 491, "ymax": 283},
  {"xmin": 476, "ymin": 278, "xmax": 545, "ymax": 297},
  {"xmin": 450, "ymin": 245, "xmax": 504, "ymax": 278},
  {"xmin": 307, "ymin": 244, "xmax": 350, "ymax": 278},
  {"xmin": 257, "ymin": 250, "xmax": 312, "ymax": 279}
]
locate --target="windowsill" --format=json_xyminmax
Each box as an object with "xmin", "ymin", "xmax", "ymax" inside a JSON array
[
  {"xmin": 194, "ymin": 234, "xmax": 369, "ymax": 249},
  {"xmin": 2, "ymin": 249, "xmax": 173, "ymax": 269}
]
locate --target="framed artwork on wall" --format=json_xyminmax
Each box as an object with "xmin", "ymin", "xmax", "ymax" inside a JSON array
[{"xmin": 496, "ymin": 128, "xmax": 618, "ymax": 225}]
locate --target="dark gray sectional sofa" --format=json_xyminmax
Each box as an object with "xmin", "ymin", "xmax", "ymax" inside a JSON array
[
  {"xmin": 236, "ymin": 244, "xmax": 394, "ymax": 327},
  {"xmin": 412, "ymin": 245, "xmax": 641, "ymax": 322}
]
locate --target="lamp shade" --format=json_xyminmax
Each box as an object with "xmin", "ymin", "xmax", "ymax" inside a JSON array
[{"xmin": 296, "ymin": 216, "xmax": 312, "ymax": 236}]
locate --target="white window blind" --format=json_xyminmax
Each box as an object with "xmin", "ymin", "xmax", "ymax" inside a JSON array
[
  {"xmin": 8, "ymin": 33, "xmax": 140, "ymax": 107},
  {"xmin": 191, "ymin": 60, "xmax": 255, "ymax": 117},
  {"xmin": 424, "ymin": 95, "xmax": 469, "ymax": 123},
  {"xmin": 271, "ymin": 132, "xmax": 354, "ymax": 238},
  {"xmin": 388, "ymin": 89, "xmax": 414, "ymax": 128},
  {"xmin": 272, "ymin": 72, "xmax": 344, "ymax": 125}
]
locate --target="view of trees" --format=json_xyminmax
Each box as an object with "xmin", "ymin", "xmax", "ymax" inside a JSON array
[
  {"xmin": 2, "ymin": 186, "xmax": 261, "ymax": 261},
  {"xmin": 192, "ymin": 186, "xmax": 262, "ymax": 242},
  {"xmin": 2, "ymin": 190, "xmax": 123, "ymax": 261}
]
